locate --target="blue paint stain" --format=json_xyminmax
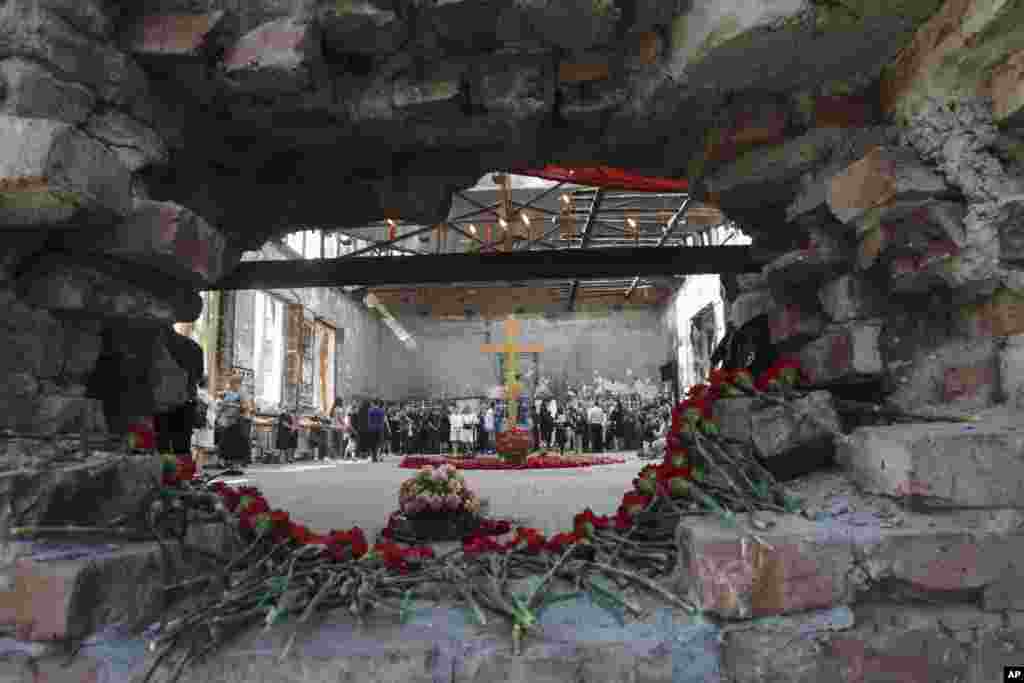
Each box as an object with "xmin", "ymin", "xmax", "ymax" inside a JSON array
[
  {"xmin": 27, "ymin": 543, "xmax": 121, "ymax": 562},
  {"xmin": 78, "ymin": 625, "xmax": 150, "ymax": 683},
  {"xmin": 33, "ymin": 602, "xmax": 721, "ymax": 682},
  {"xmin": 812, "ymin": 497, "xmax": 882, "ymax": 546}
]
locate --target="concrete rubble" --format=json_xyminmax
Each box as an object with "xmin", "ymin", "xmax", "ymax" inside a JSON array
[{"xmin": 0, "ymin": 0, "xmax": 1021, "ymax": 680}]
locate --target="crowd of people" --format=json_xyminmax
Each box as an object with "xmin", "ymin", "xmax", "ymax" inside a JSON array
[
  {"xmin": 309, "ymin": 395, "xmax": 675, "ymax": 462},
  {"xmin": 145, "ymin": 312, "xmax": 778, "ymax": 475}
]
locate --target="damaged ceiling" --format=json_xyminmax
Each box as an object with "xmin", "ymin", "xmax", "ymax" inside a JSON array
[{"xmin": 95, "ymin": 0, "xmax": 1020, "ymax": 255}]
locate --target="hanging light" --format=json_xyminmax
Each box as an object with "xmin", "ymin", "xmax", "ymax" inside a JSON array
[
  {"xmin": 560, "ymin": 193, "xmax": 571, "ymax": 204},
  {"xmin": 626, "ymin": 217, "xmax": 637, "ymax": 229},
  {"xmin": 521, "ymin": 212, "xmax": 531, "ymax": 226},
  {"xmin": 499, "ymin": 218, "xmax": 508, "ymax": 229},
  {"xmin": 469, "ymin": 224, "xmax": 478, "ymax": 235}
]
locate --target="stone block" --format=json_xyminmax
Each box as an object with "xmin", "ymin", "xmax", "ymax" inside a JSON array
[
  {"xmin": 836, "ymin": 408, "xmax": 1024, "ymax": 508},
  {"xmin": 0, "ymin": 57, "xmax": 96, "ymax": 124},
  {"xmin": 768, "ymin": 303, "xmax": 825, "ymax": 346},
  {"xmin": 827, "ymin": 146, "xmax": 948, "ymax": 225},
  {"xmin": 0, "ymin": 455, "xmax": 160, "ymax": 530},
  {"xmin": 472, "ymin": 54, "xmax": 551, "ymax": 119},
  {"xmin": 980, "ymin": 621, "xmax": 1024, "ymax": 683},
  {"xmin": 889, "ymin": 240, "xmax": 962, "ymax": 294},
  {"xmin": 728, "ymin": 288, "xmax": 775, "ymax": 328},
  {"xmin": 59, "ymin": 200, "xmax": 234, "ymax": 286},
  {"xmin": 1001, "ymin": 334, "xmax": 1024, "ymax": 410},
  {"xmin": 722, "ymin": 605, "xmax": 1008, "ymax": 683},
  {"xmin": 814, "ymin": 94, "xmax": 875, "ymax": 129},
  {"xmin": 713, "ymin": 391, "xmax": 840, "ymax": 478},
  {"xmin": 958, "ymin": 287, "xmax": 1024, "ymax": 338},
  {"xmin": 677, "ymin": 502, "xmax": 1024, "ymax": 620},
  {"xmin": 818, "ymin": 273, "xmax": 887, "ymax": 322},
  {"xmin": 735, "ymin": 272, "xmax": 767, "ymax": 293},
  {"xmin": 0, "ymin": 115, "xmax": 133, "ymax": 228},
  {"xmin": 761, "ymin": 246, "xmax": 847, "ymax": 289},
  {"xmin": 997, "ymin": 195, "xmax": 1024, "ymax": 266},
  {"xmin": 0, "ymin": 307, "xmax": 64, "ymax": 384},
  {"xmin": 888, "ymin": 333, "xmax": 999, "ymax": 409},
  {"xmin": 224, "ymin": 17, "xmax": 322, "ymax": 95},
  {"xmin": 17, "ymin": 254, "xmax": 199, "ymax": 325},
  {"xmin": 127, "ymin": 12, "xmax": 233, "ymax": 58},
  {"xmin": 60, "ymin": 318, "xmax": 103, "ymax": 383},
  {"xmin": 0, "ymin": 523, "xmax": 230, "ymax": 641},
  {"xmin": 393, "ymin": 60, "xmax": 469, "ymax": 113},
  {"xmin": 519, "ymin": 0, "xmax": 617, "ymax": 52},
  {"xmin": 989, "ymin": 48, "xmax": 1024, "ymax": 124},
  {"xmin": 0, "ymin": 0, "xmax": 156, "ymax": 123},
  {"xmin": 320, "ymin": 2, "xmax": 406, "ymax": 55},
  {"xmin": 798, "ymin": 322, "xmax": 884, "ymax": 384},
  {"xmin": 83, "ymin": 110, "xmax": 167, "ymax": 173},
  {"xmin": 703, "ymin": 100, "xmax": 788, "ymax": 165},
  {"xmin": 33, "ymin": 394, "xmax": 104, "ymax": 435},
  {"xmin": 853, "ymin": 198, "xmax": 966, "ymax": 243}
]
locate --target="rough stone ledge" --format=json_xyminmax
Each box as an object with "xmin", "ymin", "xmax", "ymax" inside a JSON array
[
  {"xmin": 836, "ymin": 406, "xmax": 1024, "ymax": 508},
  {"xmin": 0, "ymin": 522, "xmax": 234, "ymax": 642},
  {"xmin": 721, "ymin": 603, "xmax": 1024, "ymax": 683},
  {"xmin": 150, "ymin": 593, "xmax": 717, "ymax": 683},
  {"xmin": 675, "ymin": 469, "xmax": 1024, "ymax": 620},
  {"xmin": 0, "ymin": 454, "xmax": 159, "ymax": 531}
]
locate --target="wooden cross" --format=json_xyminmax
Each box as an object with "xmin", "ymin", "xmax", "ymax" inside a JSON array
[{"xmin": 480, "ymin": 316, "xmax": 543, "ymax": 427}]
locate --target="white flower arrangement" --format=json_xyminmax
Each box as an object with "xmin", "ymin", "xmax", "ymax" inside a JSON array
[{"xmin": 398, "ymin": 464, "xmax": 481, "ymax": 517}]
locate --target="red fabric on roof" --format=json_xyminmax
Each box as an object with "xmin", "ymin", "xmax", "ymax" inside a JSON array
[{"xmin": 510, "ymin": 166, "xmax": 689, "ymax": 192}]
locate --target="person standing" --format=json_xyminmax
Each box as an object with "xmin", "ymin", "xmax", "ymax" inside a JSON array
[
  {"xmin": 449, "ymin": 405, "xmax": 462, "ymax": 457},
  {"xmin": 494, "ymin": 399, "xmax": 505, "ymax": 435},
  {"xmin": 192, "ymin": 376, "xmax": 215, "ymax": 473},
  {"xmin": 440, "ymin": 407, "xmax": 451, "ymax": 455},
  {"xmin": 575, "ymin": 404, "xmax": 589, "ymax": 454},
  {"xmin": 367, "ymin": 400, "xmax": 385, "ymax": 462},
  {"xmin": 546, "ymin": 398, "xmax": 558, "ymax": 447},
  {"xmin": 555, "ymin": 408, "xmax": 568, "ymax": 455},
  {"xmin": 155, "ymin": 327, "xmax": 204, "ymax": 458},
  {"xmin": 483, "ymin": 403, "xmax": 496, "ymax": 454},
  {"xmin": 609, "ymin": 400, "xmax": 625, "ymax": 452},
  {"xmin": 389, "ymin": 407, "xmax": 401, "ymax": 456},
  {"xmin": 476, "ymin": 408, "xmax": 486, "ymax": 453},
  {"xmin": 216, "ymin": 374, "xmax": 249, "ymax": 471},
  {"xmin": 461, "ymin": 406, "xmax": 476, "ymax": 457},
  {"xmin": 587, "ymin": 401, "xmax": 605, "ymax": 453},
  {"xmin": 536, "ymin": 397, "xmax": 544, "ymax": 450}
]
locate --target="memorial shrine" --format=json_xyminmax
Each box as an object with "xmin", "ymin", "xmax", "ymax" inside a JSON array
[{"xmin": 0, "ymin": 0, "xmax": 1022, "ymax": 681}]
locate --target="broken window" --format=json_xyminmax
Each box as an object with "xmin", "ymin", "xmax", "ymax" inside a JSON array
[
  {"xmin": 252, "ymin": 292, "xmax": 284, "ymax": 406},
  {"xmin": 314, "ymin": 320, "xmax": 336, "ymax": 414}
]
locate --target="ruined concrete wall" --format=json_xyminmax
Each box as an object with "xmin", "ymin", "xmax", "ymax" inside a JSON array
[
  {"xmin": 398, "ymin": 309, "xmax": 672, "ymax": 400},
  {"xmin": 237, "ymin": 243, "xmax": 417, "ymax": 404},
  {"xmin": 720, "ymin": 97, "xmax": 1024, "ymax": 417}
]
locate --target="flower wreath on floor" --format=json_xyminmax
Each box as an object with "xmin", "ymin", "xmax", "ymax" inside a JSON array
[{"xmin": 133, "ymin": 359, "xmax": 809, "ymax": 679}]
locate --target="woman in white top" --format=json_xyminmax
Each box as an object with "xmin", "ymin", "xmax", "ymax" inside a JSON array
[
  {"xmin": 192, "ymin": 376, "xmax": 215, "ymax": 472},
  {"xmin": 461, "ymin": 407, "xmax": 476, "ymax": 455},
  {"xmin": 449, "ymin": 407, "xmax": 462, "ymax": 457}
]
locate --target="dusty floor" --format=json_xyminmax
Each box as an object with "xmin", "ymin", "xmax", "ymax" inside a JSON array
[{"xmin": 217, "ymin": 452, "xmax": 644, "ymax": 541}]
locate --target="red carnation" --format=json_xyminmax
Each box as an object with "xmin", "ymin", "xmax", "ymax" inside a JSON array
[
  {"xmin": 545, "ymin": 532, "xmax": 579, "ymax": 553},
  {"xmin": 614, "ymin": 508, "xmax": 633, "ymax": 531},
  {"xmin": 349, "ymin": 527, "xmax": 369, "ymax": 558},
  {"xmin": 573, "ymin": 508, "xmax": 609, "ymax": 538}
]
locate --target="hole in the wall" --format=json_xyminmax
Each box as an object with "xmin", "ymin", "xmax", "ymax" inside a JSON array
[
  {"xmin": 329, "ymin": 52, "xmax": 376, "ymax": 77},
  {"xmin": 40, "ymin": 466, "xmax": 120, "ymax": 526}
]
